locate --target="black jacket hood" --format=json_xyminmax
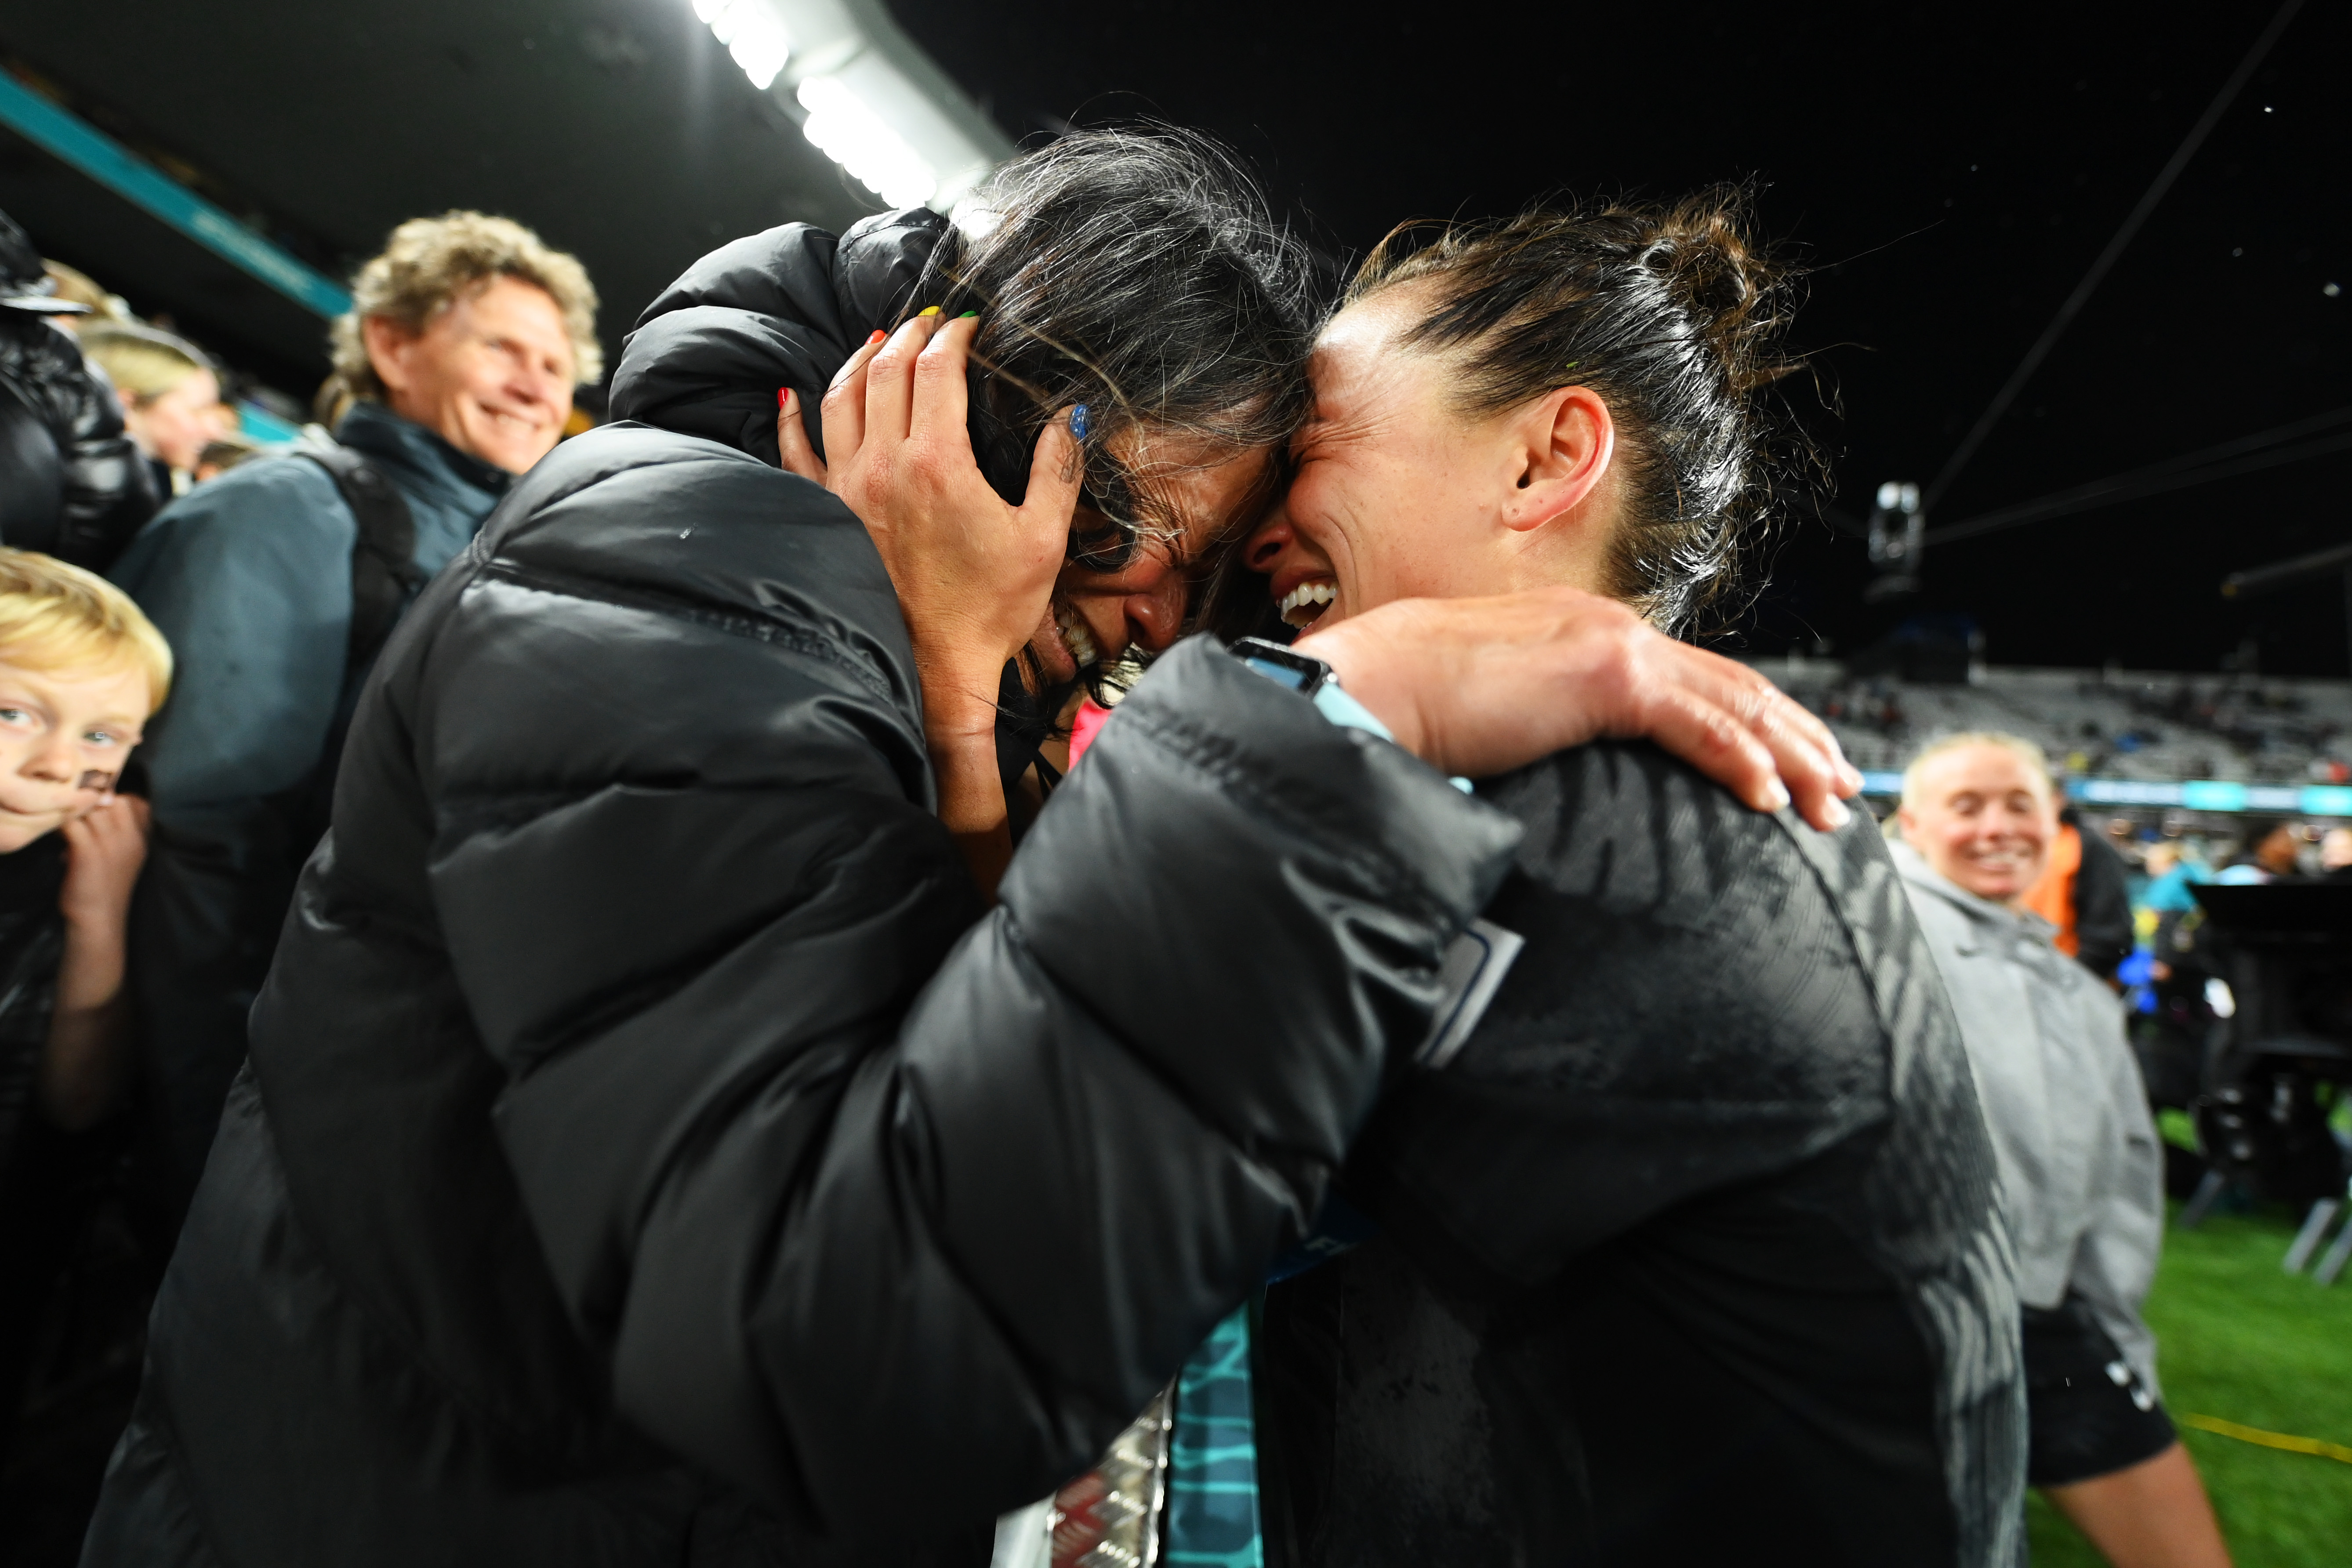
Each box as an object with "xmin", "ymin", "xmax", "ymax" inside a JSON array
[{"xmin": 609, "ymin": 209, "xmax": 946, "ymax": 468}]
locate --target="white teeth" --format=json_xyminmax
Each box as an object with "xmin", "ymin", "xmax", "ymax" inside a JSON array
[
  {"xmin": 1278, "ymin": 580, "xmax": 1336, "ymax": 627},
  {"xmin": 1054, "ymin": 605, "xmax": 1099, "ymax": 669}
]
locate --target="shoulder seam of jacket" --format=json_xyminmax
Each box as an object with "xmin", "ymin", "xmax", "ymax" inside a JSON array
[{"xmin": 473, "ymin": 558, "xmax": 908, "ymax": 715}]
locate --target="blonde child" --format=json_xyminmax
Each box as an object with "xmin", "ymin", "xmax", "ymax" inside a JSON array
[{"xmin": 0, "ymin": 547, "xmax": 169, "ymax": 1465}]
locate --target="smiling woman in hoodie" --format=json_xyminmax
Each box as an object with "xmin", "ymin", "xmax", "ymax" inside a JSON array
[{"xmin": 1896, "ymin": 733, "xmax": 2230, "ymax": 1568}]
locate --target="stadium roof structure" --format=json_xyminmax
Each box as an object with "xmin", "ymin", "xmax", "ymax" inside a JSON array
[{"xmin": 0, "ymin": 1, "xmax": 2341, "ymax": 673}]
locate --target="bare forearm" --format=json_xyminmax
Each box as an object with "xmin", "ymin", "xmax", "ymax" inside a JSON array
[
  {"xmin": 37, "ymin": 912, "xmax": 134, "ymax": 1130},
  {"xmin": 926, "ymin": 687, "xmax": 1014, "ymax": 898}
]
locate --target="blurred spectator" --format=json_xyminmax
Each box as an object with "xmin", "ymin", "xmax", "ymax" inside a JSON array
[
  {"xmin": 0, "ymin": 551, "xmax": 167, "ymax": 1472},
  {"xmin": 2215, "ymin": 818, "xmax": 2300, "ymax": 884},
  {"xmin": 110, "ymin": 211, "xmax": 598, "ymax": 1234},
  {"xmin": 0, "ymin": 211, "xmax": 159, "ymax": 570},
  {"xmin": 2322, "ymin": 825, "xmax": 2352, "ymax": 880},
  {"xmin": 192, "ymin": 431, "xmax": 262, "ymax": 484},
  {"xmin": 2022, "ymin": 802, "xmax": 2133, "ymax": 982},
  {"xmin": 2130, "ymin": 840, "xmax": 2207, "ymax": 960},
  {"xmin": 37, "ymin": 261, "xmax": 128, "ymax": 330},
  {"xmin": 79, "ymin": 324, "xmax": 232, "ymax": 498},
  {"xmin": 1894, "ymin": 733, "xmax": 2229, "ymax": 1568}
]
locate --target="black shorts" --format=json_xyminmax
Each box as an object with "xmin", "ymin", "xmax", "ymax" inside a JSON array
[{"xmin": 2022, "ymin": 1297, "xmax": 2176, "ymax": 1486}]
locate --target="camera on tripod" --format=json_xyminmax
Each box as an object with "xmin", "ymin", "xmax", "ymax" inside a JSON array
[{"xmin": 2179, "ymin": 882, "xmax": 2352, "ymax": 1280}]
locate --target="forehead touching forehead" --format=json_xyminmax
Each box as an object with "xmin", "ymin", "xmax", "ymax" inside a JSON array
[
  {"xmin": 1312, "ymin": 283, "xmax": 1445, "ymax": 397},
  {"xmin": 1100, "ymin": 422, "xmax": 1279, "ymax": 555},
  {"xmin": 926, "ymin": 128, "xmax": 1318, "ymax": 583}
]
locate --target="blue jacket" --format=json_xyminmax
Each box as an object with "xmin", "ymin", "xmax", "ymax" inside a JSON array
[{"xmin": 111, "ymin": 401, "xmax": 508, "ymax": 1224}]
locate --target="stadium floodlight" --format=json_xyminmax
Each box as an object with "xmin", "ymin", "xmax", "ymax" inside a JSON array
[
  {"xmin": 697, "ymin": 0, "xmax": 1013, "ymax": 215},
  {"xmin": 797, "ymin": 75, "xmax": 936, "ymax": 210},
  {"xmin": 1864, "ymin": 480, "xmax": 1924, "ymax": 603},
  {"xmin": 693, "ymin": 0, "xmax": 793, "ymax": 91}
]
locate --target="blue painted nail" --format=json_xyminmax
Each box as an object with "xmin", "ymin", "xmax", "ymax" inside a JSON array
[{"xmin": 1071, "ymin": 404, "xmax": 1089, "ymax": 442}]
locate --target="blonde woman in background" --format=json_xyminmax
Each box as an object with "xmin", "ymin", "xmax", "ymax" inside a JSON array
[
  {"xmin": 79, "ymin": 323, "xmax": 232, "ymax": 496},
  {"xmin": 1895, "ymin": 732, "xmax": 2229, "ymax": 1568}
]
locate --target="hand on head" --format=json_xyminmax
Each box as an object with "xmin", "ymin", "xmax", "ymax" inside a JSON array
[
  {"xmin": 795, "ymin": 218, "xmax": 1860, "ymax": 835},
  {"xmin": 777, "ymin": 309, "xmax": 1082, "ymax": 746},
  {"xmin": 778, "ymin": 316, "xmax": 1265, "ymax": 705}
]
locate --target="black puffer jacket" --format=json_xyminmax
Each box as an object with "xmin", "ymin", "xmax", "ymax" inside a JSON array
[
  {"xmin": 0, "ymin": 309, "xmax": 157, "ymax": 571},
  {"xmin": 1259, "ymin": 744, "xmax": 2025, "ymax": 1567},
  {"xmin": 83, "ymin": 217, "xmax": 1520, "ymax": 1566}
]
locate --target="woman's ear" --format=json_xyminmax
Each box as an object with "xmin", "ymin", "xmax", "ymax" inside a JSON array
[{"xmin": 1502, "ymin": 385, "xmax": 1615, "ymax": 534}]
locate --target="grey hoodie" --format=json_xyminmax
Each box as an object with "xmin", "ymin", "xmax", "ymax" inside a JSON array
[{"xmin": 1892, "ymin": 840, "xmax": 2164, "ymax": 1390}]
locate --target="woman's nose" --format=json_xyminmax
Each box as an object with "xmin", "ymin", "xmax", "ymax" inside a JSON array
[
  {"xmin": 1121, "ymin": 570, "xmax": 1187, "ymax": 652},
  {"xmin": 1243, "ymin": 515, "xmax": 1294, "ymax": 574}
]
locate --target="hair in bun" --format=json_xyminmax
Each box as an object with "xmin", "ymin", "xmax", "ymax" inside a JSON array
[{"xmin": 1347, "ymin": 188, "xmax": 1809, "ymax": 635}]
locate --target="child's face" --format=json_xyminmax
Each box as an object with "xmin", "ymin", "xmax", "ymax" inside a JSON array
[{"xmin": 0, "ymin": 660, "xmax": 151, "ymax": 851}]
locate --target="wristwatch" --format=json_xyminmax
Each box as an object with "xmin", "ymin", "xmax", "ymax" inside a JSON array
[
  {"xmin": 1229, "ymin": 636, "xmax": 1471, "ymax": 793},
  {"xmin": 1230, "ymin": 635, "xmax": 1397, "ymax": 744},
  {"xmin": 1230, "ymin": 636, "xmax": 1339, "ymax": 699}
]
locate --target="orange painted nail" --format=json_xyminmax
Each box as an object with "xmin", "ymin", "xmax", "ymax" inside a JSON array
[{"xmin": 867, "ymin": 329, "xmax": 885, "ymax": 346}]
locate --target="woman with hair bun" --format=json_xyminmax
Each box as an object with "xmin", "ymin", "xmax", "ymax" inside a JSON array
[
  {"xmin": 843, "ymin": 184, "xmax": 2015, "ymax": 1562},
  {"xmin": 1204, "ymin": 192, "xmax": 2023, "ymax": 1568}
]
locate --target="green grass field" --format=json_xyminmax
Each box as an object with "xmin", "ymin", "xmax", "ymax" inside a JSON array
[{"xmin": 2025, "ymin": 1202, "xmax": 2352, "ymax": 1566}]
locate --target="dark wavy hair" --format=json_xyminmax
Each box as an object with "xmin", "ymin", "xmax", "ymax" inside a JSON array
[
  {"xmin": 904, "ymin": 128, "xmax": 1318, "ymax": 578},
  {"xmin": 1346, "ymin": 189, "xmax": 1810, "ymax": 636}
]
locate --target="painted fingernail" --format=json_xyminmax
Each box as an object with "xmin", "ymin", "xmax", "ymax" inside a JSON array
[
  {"xmin": 777, "ymin": 387, "xmax": 791, "ymax": 409},
  {"xmin": 1071, "ymin": 404, "xmax": 1089, "ymax": 441},
  {"xmin": 917, "ymin": 305, "xmax": 941, "ymax": 318},
  {"xmin": 958, "ymin": 309, "xmax": 978, "ymax": 319},
  {"xmin": 867, "ymin": 329, "xmax": 885, "ymax": 346}
]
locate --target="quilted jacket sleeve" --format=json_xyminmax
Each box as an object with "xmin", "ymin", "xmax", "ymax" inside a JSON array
[{"xmin": 383, "ymin": 439, "xmax": 1518, "ymax": 1537}]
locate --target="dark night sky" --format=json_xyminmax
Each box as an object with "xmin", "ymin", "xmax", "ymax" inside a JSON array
[
  {"xmin": 888, "ymin": 0, "xmax": 2351, "ymax": 674},
  {"xmin": 2, "ymin": 0, "xmax": 2344, "ymax": 672}
]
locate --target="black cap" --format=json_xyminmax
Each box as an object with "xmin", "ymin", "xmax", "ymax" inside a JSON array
[{"xmin": 0, "ymin": 209, "xmax": 87, "ymax": 315}]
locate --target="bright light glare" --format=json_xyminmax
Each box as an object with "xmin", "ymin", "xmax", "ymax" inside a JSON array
[
  {"xmin": 797, "ymin": 75, "xmax": 938, "ymax": 210},
  {"xmin": 693, "ymin": 0, "xmax": 790, "ymax": 90},
  {"xmin": 953, "ymin": 205, "xmax": 1003, "ymax": 241}
]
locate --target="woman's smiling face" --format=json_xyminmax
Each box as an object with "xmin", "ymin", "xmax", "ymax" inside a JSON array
[
  {"xmin": 1242, "ymin": 293, "xmax": 1491, "ymax": 632},
  {"xmin": 1242, "ymin": 288, "xmax": 1622, "ymax": 632},
  {"xmin": 1027, "ymin": 435, "xmax": 1272, "ymax": 684}
]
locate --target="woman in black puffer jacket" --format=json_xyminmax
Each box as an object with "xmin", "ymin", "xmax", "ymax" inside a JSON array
[
  {"xmin": 0, "ymin": 211, "xmax": 156, "ymax": 571},
  {"xmin": 80, "ymin": 130, "xmax": 1505, "ymax": 1568},
  {"xmin": 84, "ymin": 132, "xmax": 1847, "ymax": 1568}
]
